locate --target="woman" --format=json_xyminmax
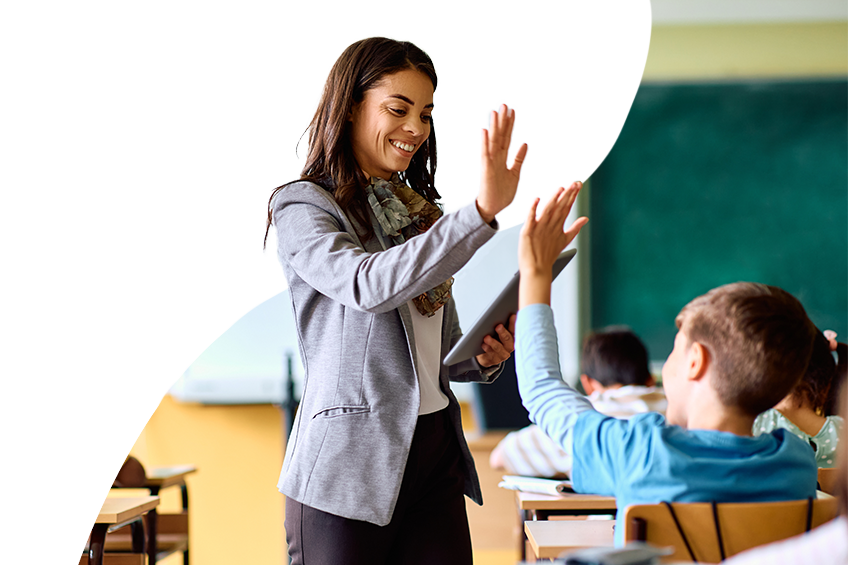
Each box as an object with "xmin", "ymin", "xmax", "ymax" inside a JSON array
[{"xmin": 265, "ymin": 37, "xmax": 527, "ymax": 564}]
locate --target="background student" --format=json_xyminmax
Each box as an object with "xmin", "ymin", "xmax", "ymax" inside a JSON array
[
  {"xmin": 513, "ymin": 184, "xmax": 819, "ymax": 546},
  {"xmin": 754, "ymin": 329, "xmax": 846, "ymax": 467},
  {"xmin": 489, "ymin": 327, "xmax": 666, "ymax": 477},
  {"xmin": 722, "ymin": 384, "xmax": 848, "ymax": 564}
]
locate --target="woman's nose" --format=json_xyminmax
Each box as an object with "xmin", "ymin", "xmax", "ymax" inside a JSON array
[{"xmin": 403, "ymin": 115, "xmax": 424, "ymax": 138}]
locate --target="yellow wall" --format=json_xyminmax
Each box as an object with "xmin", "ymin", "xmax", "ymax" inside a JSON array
[
  {"xmin": 644, "ymin": 22, "xmax": 847, "ymax": 80},
  {"xmin": 129, "ymin": 395, "xmax": 286, "ymax": 564},
  {"xmin": 126, "ymin": 19, "xmax": 847, "ymax": 565}
]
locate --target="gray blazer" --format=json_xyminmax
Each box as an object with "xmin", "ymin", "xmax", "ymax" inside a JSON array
[{"xmin": 272, "ymin": 180, "xmax": 503, "ymax": 526}]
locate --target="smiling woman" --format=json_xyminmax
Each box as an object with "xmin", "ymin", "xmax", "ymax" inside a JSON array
[
  {"xmin": 349, "ymin": 69, "xmax": 434, "ymax": 181},
  {"xmin": 262, "ymin": 37, "xmax": 536, "ymax": 565}
]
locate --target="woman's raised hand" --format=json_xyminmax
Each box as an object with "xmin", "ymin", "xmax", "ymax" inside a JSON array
[{"xmin": 476, "ymin": 104, "xmax": 528, "ymax": 224}]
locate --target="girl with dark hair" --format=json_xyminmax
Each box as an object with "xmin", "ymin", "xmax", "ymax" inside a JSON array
[
  {"xmin": 266, "ymin": 37, "xmax": 532, "ymax": 564},
  {"xmin": 754, "ymin": 329, "xmax": 846, "ymax": 467},
  {"xmin": 722, "ymin": 383, "xmax": 848, "ymax": 565}
]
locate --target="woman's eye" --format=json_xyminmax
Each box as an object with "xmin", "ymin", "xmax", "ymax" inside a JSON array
[
  {"xmin": 389, "ymin": 108, "xmax": 406, "ymax": 116},
  {"xmin": 421, "ymin": 115, "xmax": 433, "ymax": 123}
]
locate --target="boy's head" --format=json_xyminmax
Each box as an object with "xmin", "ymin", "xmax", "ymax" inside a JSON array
[
  {"xmin": 580, "ymin": 327, "xmax": 653, "ymax": 394},
  {"xmin": 662, "ymin": 282, "xmax": 817, "ymax": 427}
]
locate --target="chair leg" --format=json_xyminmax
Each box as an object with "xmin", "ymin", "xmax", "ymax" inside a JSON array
[
  {"xmin": 130, "ymin": 519, "xmax": 146, "ymax": 554},
  {"xmin": 89, "ymin": 524, "xmax": 108, "ymax": 565},
  {"xmin": 630, "ymin": 517, "xmax": 647, "ymax": 542},
  {"xmin": 146, "ymin": 508, "xmax": 158, "ymax": 564},
  {"xmin": 146, "ymin": 485, "xmax": 162, "ymax": 565}
]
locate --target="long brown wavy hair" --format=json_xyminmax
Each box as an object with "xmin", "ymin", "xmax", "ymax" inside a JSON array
[{"xmin": 264, "ymin": 37, "xmax": 440, "ymax": 246}]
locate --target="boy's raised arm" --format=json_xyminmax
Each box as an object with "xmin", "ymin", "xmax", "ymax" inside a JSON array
[{"xmin": 515, "ymin": 183, "xmax": 592, "ymax": 454}]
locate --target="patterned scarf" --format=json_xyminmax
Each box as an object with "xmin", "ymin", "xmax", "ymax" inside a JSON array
[{"xmin": 364, "ymin": 174, "xmax": 453, "ymax": 317}]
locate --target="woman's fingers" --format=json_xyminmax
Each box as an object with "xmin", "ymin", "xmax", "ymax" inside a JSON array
[
  {"xmin": 511, "ymin": 143, "xmax": 528, "ymax": 175},
  {"xmin": 487, "ymin": 104, "xmax": 514, "ymax": 153},
  {"xmin": 481, "ymin": 128, "xmax": 490, "ymax": 161}
]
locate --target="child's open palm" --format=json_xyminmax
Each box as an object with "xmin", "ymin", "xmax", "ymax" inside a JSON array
[{"xmin": 518, "ymin": 182, "xmax": 588, "ymax": 307}]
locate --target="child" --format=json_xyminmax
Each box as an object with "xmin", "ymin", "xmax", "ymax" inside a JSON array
[
  {"xmin": 753, "ymin": 330, "xmax": 846, "ymax": 467},
  {"xmin": 721, "ymin": 384, "xmax": 848, "ymax": 565},
  {"xmin": 515, "ymin": 184, "xmax": 819, "ymax": 546},
  {"xmin": 489, "ymin": 327, "xmax": 667, "ymax": 477}
]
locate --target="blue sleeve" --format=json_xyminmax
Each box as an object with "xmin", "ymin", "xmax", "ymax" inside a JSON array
[
  {"xmin": 571, "ymin": 411, "xmax": 666, "ymax": 496},
  {"xmin": 515, "ymin": 303, "xmax": 594, "ymax": 455}
]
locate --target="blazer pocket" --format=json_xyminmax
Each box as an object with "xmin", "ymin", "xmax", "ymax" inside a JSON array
[{"xmin": 312, "ymin": 405, "xmax": 371, "ymax": 419}]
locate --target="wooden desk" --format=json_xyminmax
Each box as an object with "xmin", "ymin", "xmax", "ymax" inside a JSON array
[
  {"xmin": 524, "ymin": 519, "xmax": 615, "ymax": 560},
  {"xmin": 110, "ymin": 465, "xmax": 196, "ymax": 565},
  {"xmin": 516, "ymin": 491, "xmax": 617, "ymax": 560},
  {"xmin": 83, "ymin": 496, "xmax": 159, "ymax": 565},
  {"xmin": 146, "ymin": 465, "xmax": 197, "ymax": 489},
  {"xmin": 517, "ymin": 491, "xmax": 617, "ymax": 519}
]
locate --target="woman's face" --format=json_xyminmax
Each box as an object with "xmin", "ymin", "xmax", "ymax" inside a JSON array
[{"xmin": 349, "ymin": 68, "xmax": 434, "ymax": 180}]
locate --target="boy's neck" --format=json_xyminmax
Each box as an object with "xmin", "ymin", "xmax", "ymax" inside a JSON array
[
  {"xmin": 686, "ymin": 410, "xmax": 756, "ymax": 436},
  {"xmin": 682, "ymin": 380, "xmax": 756, "ymax": 436}
]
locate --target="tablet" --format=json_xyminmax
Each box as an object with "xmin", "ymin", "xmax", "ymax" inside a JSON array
[{"xmin": 443, "ymin": 248, "xmax": 576, "ymax": 366}]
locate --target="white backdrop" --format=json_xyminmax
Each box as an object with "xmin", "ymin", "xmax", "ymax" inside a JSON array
[{"xmin": 1, "ymin": 0, "xmax": 651, "ymax": 560}]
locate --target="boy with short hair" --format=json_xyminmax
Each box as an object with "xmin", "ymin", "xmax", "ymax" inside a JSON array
[
  {"xmin": 516, "ymin": 183, "xmax": 819, "ymax": 545},
  {"xmin": 490, "ymin": 327, "xmax": 666, "ymax": 477},
  {"xmin": 577, "ymin": 327, "xmax": 667, "ymax": 419}
]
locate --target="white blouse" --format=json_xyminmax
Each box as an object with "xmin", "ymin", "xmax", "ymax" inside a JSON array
[{"xmin": 407, "ymin": 301, "xmax": 449, "ymax": 415}]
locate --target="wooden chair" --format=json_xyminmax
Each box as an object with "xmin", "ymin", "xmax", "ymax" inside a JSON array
[
  {"xmin": 817, "ymin": 467, "xmax": 839, "ymax": 495},
  {"xmin": 624, "ymin": 497, "xmax": 839, "ymax": 563},
  {"xmin": 107, "ymin": 456, "xmax": 196, "ymax": 565}
]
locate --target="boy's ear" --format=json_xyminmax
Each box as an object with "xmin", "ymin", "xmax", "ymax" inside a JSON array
[
  {"xmin": 645, "ymin": 375, "xmax": 656, "ymax": 387},
  {"xmin": 580, "ymin": 374, "xmax": 596, "ymax": 394},
  {"xmin": 687, "ymin": 342, "xmax": 709, "ymax": 382}
]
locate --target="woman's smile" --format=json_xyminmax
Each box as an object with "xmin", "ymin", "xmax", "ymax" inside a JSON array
[{"xmin": 349, "ymin": 68, "xmax": 434, "ymax": 180}]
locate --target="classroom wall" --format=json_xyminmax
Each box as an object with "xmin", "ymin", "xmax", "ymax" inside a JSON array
[
  {"xmin": 128, "ymin": 20, "xmax": 847, "ymax": 565},
  {"xmin": 578, "ymin": 20, "xmax": 847, "ymax": 360},
  {"xmin": 129, "ymin": 395, "xmax": 286, "ymax": 565},
  {"xmin": 644, "ymin": 22, "xmax": 847, "ymax": 79}
]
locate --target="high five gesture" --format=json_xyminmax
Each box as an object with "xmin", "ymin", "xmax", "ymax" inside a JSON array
[{"xmin": 476, "ymin": 104, "xmax": 528, "ymax": 224}]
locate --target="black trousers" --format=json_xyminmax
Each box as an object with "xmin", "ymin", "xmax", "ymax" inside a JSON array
[{"xmin": 285, "ymin": 408, "xmax": 473, "ymax": 565}]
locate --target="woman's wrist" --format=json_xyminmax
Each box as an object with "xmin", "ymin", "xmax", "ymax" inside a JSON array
[{"xmin": 475, "ymin": 199, "xmax": 496, "ymax": 225}]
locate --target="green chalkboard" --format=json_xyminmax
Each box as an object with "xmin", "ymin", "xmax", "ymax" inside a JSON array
[{"xmin": 587, "ymin": 79, "xmax": 848, "ymax": 362}]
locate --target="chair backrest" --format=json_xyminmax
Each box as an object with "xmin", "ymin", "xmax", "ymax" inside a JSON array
[
  {"xmin": 818, "ymin": 467, "xmax": 839, "ymax": 495},
  {"xmin": 623, "ymin": 498, "xmax": 839, "ymax": 563},
  {"xmin": 113, "ymin": 455, "xmax": 147, "ymax": 488}
]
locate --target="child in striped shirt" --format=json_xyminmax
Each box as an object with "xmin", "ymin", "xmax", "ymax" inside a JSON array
[{"xmin": 489, "ymin": 327, "xmax": 666, "ymax": 477}]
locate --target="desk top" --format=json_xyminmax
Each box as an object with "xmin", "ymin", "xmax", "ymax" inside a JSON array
[
  {"xmin": 516, "ymin": 490, "xmax": 617, "ymax": 511},
  {"xmin": 524, "ymin": 520, "xmax": 615, "ymax": 559},
  {"xmin": 146, "ymin": 465, "xmax": 197, "ymax": 488},
  {"xmin": 97, "ymin": 496, "xmax": 159, "ymax": 524}
]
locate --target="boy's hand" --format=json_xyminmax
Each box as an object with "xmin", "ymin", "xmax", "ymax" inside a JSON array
[{"xmin": 518, "ymin": 182, "xmax": 588, "ymax": 308}]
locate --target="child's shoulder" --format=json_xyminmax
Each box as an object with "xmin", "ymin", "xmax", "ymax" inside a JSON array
[{"xmin": 753, "ymin": 408, "xmax": 800, "ymax": 436}]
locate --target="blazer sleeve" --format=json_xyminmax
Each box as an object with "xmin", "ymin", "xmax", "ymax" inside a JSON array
[{"xmin": 273, "ymin": 182, "xmax": 498, "ymax": 314}]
